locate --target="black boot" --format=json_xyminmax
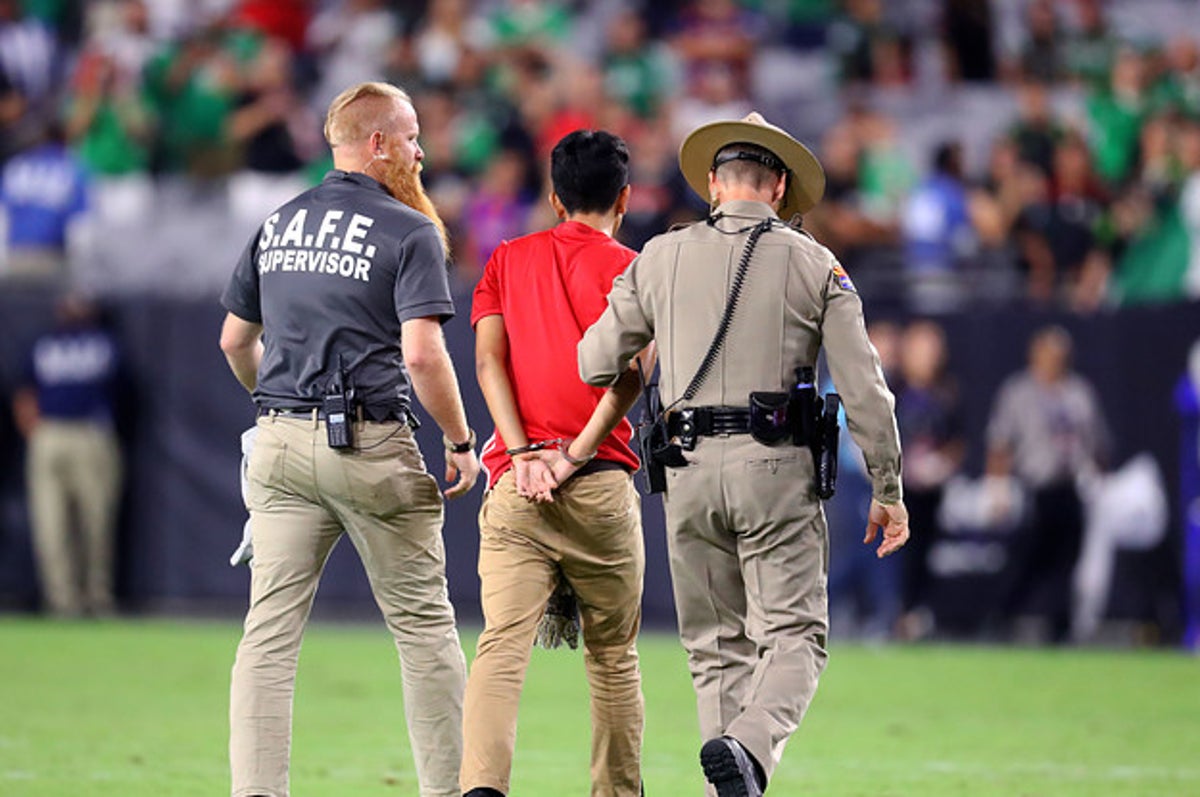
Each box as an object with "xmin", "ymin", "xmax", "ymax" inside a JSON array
[{"xmin": 700, "ymin": 736, "xmax": 765, "ymax": 797}]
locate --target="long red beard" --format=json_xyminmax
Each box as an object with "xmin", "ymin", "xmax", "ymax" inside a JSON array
[{"xmin": 378, "ymin": 159, "xmax": 450, "ymax": 256}]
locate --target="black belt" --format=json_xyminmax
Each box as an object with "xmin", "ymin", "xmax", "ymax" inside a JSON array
[
  {"xmin": 564, "ymin": 459, "xmax": 629, "ymax": 481},
  {"xmin": 666, "ymin": 406, "xmax": 751, "ymax": 444},
  {"xmin": 259, "ymin": 404, "xmax": 416, "ymax": 425}
]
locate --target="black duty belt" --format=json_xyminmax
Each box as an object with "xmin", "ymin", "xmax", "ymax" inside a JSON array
[
  {"xmin": 666, "ymin": 406, "xmax": 751, "ymax": 446},
  {"xmin": 259, "ymin": 404, "xmax": 416, "ymax": 425}
]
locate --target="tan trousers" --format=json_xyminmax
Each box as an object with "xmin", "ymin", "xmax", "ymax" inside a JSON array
[
  {"xmin": 663, "ymin": 435, "xmax": 829, "ymax": 786},
  {"xmin": 462, "ymin": 468, "xmax": 645, "ymax": 797},
  {"xmin": 230, "ymin": 415, "xmax": 467, "ymax": 797},
  {"xmin": 26, "ymin": 420, "xmax": 122, "ymax": 616},
  {"xmin": 4, "ymin": 248, "xmax": 67, "ymax": 280}
]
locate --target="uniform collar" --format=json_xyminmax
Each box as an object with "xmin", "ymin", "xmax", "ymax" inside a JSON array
[
  {"xmin": 324, "ymin": 169, "xmax": 390, "ymax": 196},
  {"xmin": 553, "ymin": 219, "xmax": 612, "ymax": 240},
  {"xmin": 712, "ymin": 199, "xmax": 780, "ymax": 220}
]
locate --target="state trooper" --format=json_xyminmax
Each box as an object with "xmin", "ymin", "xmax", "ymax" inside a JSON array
[
  {"xmin": 219, "ymin": 81, "xmax": 479, "ymax": 797},
  {"xmin": 578, "ymin": 113, "xmax": 911, "ymax": 796}
]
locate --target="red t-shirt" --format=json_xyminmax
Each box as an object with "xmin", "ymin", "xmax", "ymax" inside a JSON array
[{"xmin": 471, "ymin": 221, "xmax": 640, "ymax": 489}]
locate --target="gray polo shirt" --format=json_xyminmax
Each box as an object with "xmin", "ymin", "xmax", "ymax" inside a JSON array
[
  {"xmin": 221, "ymin": 170, "xmax": 455, "ymax": 409},
  {"xmin": 986, "ymin": 370, "xmax": 1110, "ymax": 488}
]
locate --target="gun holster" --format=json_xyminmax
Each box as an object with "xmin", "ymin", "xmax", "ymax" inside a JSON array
[
  {"xmin": 637, "ymin": 414, "xmax": 687, "ymax": 494},
  {"xmin": 814, "ymin": 394, "xmax": 840, "ymax": 500},
  {"xmin": 747, "ymin": 383, "xmax": 842, "ymax": 500}
]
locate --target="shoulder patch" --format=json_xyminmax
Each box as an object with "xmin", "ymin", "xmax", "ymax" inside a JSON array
[{"xmin": 832, "ymin": 262, "xmax": 856, "ymax": 292}]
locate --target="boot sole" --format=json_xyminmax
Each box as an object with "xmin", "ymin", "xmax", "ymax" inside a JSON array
[{"xmin": 700, "ymin": 738, "xmax": 756, "ymax": 797}]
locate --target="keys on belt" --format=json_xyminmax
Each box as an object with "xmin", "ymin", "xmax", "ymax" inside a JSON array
[{"xmin": 666, "ymin": 406, "xmax": 751, "ymax": 451}]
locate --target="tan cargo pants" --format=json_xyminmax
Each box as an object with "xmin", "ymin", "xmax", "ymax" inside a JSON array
[
  {"xmin": 663, "ymin": 435, "xmax": 829, "ymax": 786},
  {"xmin": 230, "ymin": 414, "xmax": 467, "ymax": 797},
  {"xmin": 26, "ymin": 420, "xmax": 122, "ymax": 616},
  {"xmin": 461, "ymin": 467, "xmax": 645, "ymax": 796}
]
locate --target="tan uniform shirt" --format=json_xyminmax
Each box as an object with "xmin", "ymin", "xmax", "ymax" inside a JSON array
[{"xmin": 579, "ymin": 198, "xmax": 903, "ymax": 503}]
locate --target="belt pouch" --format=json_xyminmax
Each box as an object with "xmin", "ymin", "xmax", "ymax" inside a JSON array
[{"xmin": 748, "ymin": 392, "xmax": 790, "ymax": 445}]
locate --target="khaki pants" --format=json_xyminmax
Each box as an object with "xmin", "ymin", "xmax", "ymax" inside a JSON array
[
  {"xmin": 27, "ymin": 420, "xmax": 122, "ymax": 616},
  {"xmin": 663, "ymin": 435, "xmax": 829, "ymax": 786},
  {"xmin": 230, "ymin": 415, "xmax": 467, "ymax": 797},
  {"xmin": 462, "ymin": 468, "xmax": 645, "ymax": 796},
  {"xmin": 4, "ymin": 248, "xmax": 67, "ymax": 280}
]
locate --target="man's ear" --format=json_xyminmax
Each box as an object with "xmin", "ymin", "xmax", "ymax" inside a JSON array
[
  {"xmin": 772, "ymin": 173, "xmax": 787, "ymax": 206},
  {"xmin": 549, "ymin": 191, "xmax": 568, "ymax": 220},
  {"xmin": 707, "ymin": 170, "xmax": 720, "ymax": 204},
  {"xmin": 614, "ymin": 184, "xmax": 631, "ymax": 216}
]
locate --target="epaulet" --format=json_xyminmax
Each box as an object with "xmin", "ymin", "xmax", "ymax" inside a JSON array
[{"xmin": 667, "ymin": 221, "xmax": 694, "ymax": 232}]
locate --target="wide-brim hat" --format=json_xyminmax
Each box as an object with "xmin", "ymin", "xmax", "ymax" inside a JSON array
[{"xmin": 679, "ymin": 112, "xmax": 825, "ymax": 219}]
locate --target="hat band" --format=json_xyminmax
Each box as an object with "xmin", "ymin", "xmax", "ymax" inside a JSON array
[{"xmin": 712, "ymin": 148, "xmax": 787, "ymax": 175}]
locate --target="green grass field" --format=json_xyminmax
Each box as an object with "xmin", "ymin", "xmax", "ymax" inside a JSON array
[{"xmin": 0, "ymin": 618, "xmax": 1196, "ymax": 796}]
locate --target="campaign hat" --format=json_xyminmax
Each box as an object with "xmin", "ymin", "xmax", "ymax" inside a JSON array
[{"xmin": 679, "ymin": 111, "xmax": 825, "ymax": 219}]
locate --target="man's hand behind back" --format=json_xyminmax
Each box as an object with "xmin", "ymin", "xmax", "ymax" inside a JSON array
[{"xmin": 513, "ymin": 452, "xmax": 558, "ymax": 503}]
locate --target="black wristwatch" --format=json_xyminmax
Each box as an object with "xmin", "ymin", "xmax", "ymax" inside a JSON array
[{"xmin": 443, "ymin": 429, "xmax": 476, "ymax": 454}]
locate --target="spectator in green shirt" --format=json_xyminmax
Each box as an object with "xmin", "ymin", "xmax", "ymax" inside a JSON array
[
  {"xmin": 142, "ymin": 26, "xmax": 245, "ymax": 176},
  {"xmin": 602, "ymin": 9, "xmax": 678, "ymax": 119},
  {"xmin": 1062, "ymin": 0, "xmax": 1117, "ymax": 89},
  {"xmin": 64, "ymin": 48, "xmax": 153, "ymax": 177},
  {"xmin": 1086, "ymin": 48, "xmax": 1150, "ymax": 186}
]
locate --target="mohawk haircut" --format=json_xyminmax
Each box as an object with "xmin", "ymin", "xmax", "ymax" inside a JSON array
[{"xmin": 324, "ymin": 82, "xmax": 411, "ymax": 148}]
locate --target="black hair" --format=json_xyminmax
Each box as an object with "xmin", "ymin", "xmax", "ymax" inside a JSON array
[
  {"xmin": 550, "ymin": 129, "xmax": 630, "ymax": 215},
  {"xmin": 712, "ymin": 142, "xmax": 786, "ymax": 192},
  {"xmin": 934, "ymin": 141, "xmax": 963, "ymax": 178}
]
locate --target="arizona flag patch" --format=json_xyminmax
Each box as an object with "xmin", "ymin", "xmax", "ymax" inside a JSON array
[{"xmin": 832, "ymin": 262, "xmax": 856, "ymax": 292}]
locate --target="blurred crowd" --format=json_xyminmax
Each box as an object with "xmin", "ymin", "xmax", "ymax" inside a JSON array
[
  {"xmin": 810, "ymin": 0, "xmax": 1200, "ymax": 313},
  {"xmin": 824, "ymin": 316, "xmax": 1133, "ymax": 645},
  {"xmin": 1, "ymin": 0, "xmax": 1200, "ymax": 306},
  {"xmin": 2, "ymin": 0, "xmax": 1196, "ymax": 644}
]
